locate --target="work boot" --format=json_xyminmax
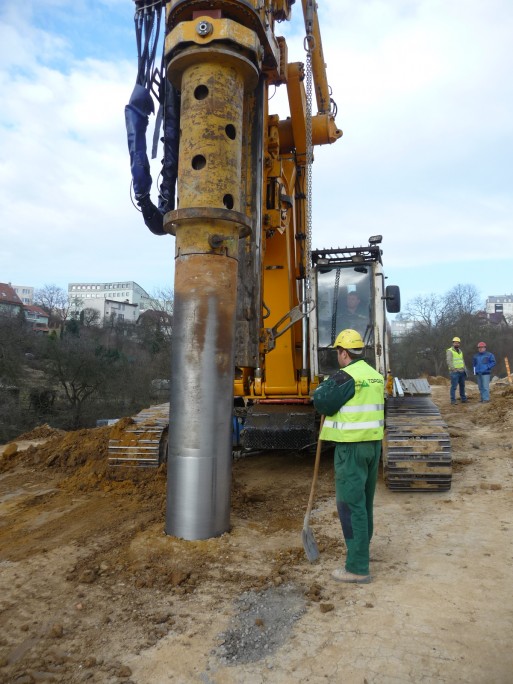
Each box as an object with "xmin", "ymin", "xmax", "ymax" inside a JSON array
[
  {"xmin": 451, "ymin": 401, "xmax": 456, "ymax": 405},
  {"xmin": 331, "ymin": 568, "xmax": 371, "ymax": 584}
]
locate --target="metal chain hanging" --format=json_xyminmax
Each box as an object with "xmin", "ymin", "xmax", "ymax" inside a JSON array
[
  {"xmin": 304, "ymin": 2, "xmax": 315, "ymax": 298},
  {"xmin": 331, "ymin": 268, "xmax": 341, "ymax": 345}
]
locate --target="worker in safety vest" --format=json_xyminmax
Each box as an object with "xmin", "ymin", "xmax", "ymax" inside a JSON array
[
  {"xmin": 313, "ymin": 329, "xmax": 384, "ymax": 584},
  {"xmin": 446, "ymin": 336, "xmax": 467, "ymax": 404}
]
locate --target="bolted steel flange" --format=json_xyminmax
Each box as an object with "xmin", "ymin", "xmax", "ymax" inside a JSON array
[{"xmin": 196, "ymin": 20, "xmax": 212, "ymax": 36}]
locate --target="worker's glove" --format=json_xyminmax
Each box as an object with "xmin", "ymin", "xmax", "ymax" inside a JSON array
[
  {"xmin": 330, "ymin": 369, "xmax": 351, "ymax": 386},
  {"xmin": 313, "ymin": 372, "xmax": 352, "ymax": 415}
]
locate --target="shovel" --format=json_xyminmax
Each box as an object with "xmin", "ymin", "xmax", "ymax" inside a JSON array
[{"xmin": 302, "ymin": 416, "xmax": 324, "ymax": 562}]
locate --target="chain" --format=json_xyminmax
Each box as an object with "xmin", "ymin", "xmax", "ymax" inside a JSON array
[
  {"xmin": 304, "ymin": 11, "xmax": 314, "ymax": 298},
  {"xmin": 331, "ymin": 268, "xmax": 341, "ymax": 345}
]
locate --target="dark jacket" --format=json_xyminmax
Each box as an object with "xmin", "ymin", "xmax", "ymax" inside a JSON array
[{"xmin": 473, "ymin": 351, "xmax": 496, "ymax": 375}]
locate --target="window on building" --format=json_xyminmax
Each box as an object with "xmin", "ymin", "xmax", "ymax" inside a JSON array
[{"xmin": 495, "ymin": 304, "xmax": 503, "ymax": 313}]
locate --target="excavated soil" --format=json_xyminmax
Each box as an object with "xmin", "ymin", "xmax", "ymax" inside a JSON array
[{"xmin": 0, "ymin": 383, "xmax": 512, "ymax": 683}]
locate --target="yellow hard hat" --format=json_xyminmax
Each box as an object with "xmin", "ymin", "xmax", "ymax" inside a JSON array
[
  {"xmin": 333, "ymin": 329, "xmax": 365, "ymax": 351},
  {"xmin": 452, "ymin": 336, "xmax": 461, "ymax": 342}
]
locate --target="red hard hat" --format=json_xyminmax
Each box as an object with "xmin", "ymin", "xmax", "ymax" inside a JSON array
[{"xmin": 477, "ymin": 341, "xmax": 486, "ymax": 347}]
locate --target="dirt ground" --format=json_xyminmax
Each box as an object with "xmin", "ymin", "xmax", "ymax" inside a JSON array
[{"xmin": 1, "ymin": 382, "xmax": 512, "ymax": 684}]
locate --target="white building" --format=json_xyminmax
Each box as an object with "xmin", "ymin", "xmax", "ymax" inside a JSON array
[
  {"xmin": 68, "ymin": 281, "xmax": 152, "ymax": 325},
  {"xmin": 99, "ymin": 298, "xmax": 139, "ymax": 325},
  {"xmin": 13, "ymin": 285, "xmax": 34, "ymax": 305},
  {"xmin": 69, "ymin": 281, "xmax": 152, "ymax": 308},
  {"xmin": 486, "ymin": 295, "xmax": 513, "ymax": 320},
  {"xmin": 390, "ymin": 318, "xmax": 417, "ymax": 339}
]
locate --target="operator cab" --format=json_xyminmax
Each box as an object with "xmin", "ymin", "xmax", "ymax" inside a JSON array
[
  {"xmin": 316, "ymin": 265, "xmax": 373, "ymax": 375},
  {"xmin": 311, "ymin": 237, "xmax": 400, "ymax": 379}
]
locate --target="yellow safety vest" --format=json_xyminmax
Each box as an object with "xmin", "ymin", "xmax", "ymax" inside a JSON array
[
  {"xmin": 320, "ymin": 361, "xmax": 385, "ymax": 443},
  {"xmin": 447, "ymin": 347, "xmax": 465, "ymax": 369}
]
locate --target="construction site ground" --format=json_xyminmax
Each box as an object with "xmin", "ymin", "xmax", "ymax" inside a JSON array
[{"xmin": 1, "ymin": 383, "xmax": 512, "ymax": 684}]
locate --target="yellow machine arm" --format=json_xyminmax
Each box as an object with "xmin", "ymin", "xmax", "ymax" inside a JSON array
[{"xmin": 228, "ymin": 0, "xmax": 342, "ymax": 401}]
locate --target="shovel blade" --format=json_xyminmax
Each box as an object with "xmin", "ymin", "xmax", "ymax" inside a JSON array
[{"xmin": 302, "ymin": 526, "xmax": 319, "ymax": 563}]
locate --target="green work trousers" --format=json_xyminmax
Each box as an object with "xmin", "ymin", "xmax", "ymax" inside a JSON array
[{"xmin": 334, "ymin": 440, "xmax": 381, "ymax": 575}]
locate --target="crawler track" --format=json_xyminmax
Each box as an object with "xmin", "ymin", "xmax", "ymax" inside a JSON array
[
  {"xmin": 384, "ymin": 394, "xmax": 452, "ymax": 491},
  {"xmin": 107, "ymin": 403, "xmax": 169, "ymax": 468}
]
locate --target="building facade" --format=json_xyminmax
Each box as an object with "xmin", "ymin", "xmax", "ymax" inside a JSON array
[
  {"xmin": 68, "ymin": 281, "xmax": 152, "ymax": 323},
  {"xmin": 390, "ymin": 318, "xmax": 417, "ymax": 339},
  {"xmin": 13, "ymin": 285, "xmax": 34, "ymax": 305},
  {"xmin": 486, "ymin": 295, "xmax": 513, "ymax": 321},
  {"xmin": 24, "ymin": 305, "xmax": 50, "ymax": 333},
  {"xmin": 102, "ymin": 299, "xmax": 139, "ymax": 325},
  {"xmin": 68, "ymin": 281, "xmax": 152, "ymax": 309},
  {"xmin": 75, "ymin": 297, "xmax": 139, "ymax": 325}
]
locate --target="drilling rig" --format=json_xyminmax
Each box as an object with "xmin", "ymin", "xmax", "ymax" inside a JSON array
[{"xmin": 117, "ymin": 0, "xmax": 451, "ymax": 541}]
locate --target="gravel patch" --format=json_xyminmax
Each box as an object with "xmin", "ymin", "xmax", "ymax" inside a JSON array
[{"xmin": 215, "ymin": 583, "xmax": 306, "ymax": 665}]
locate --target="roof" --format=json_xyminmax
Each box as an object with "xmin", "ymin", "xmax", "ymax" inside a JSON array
[
  {"xmin": 0, "ymin": 283, "xmax": 23, "ymax": 305},
  {"xmin": 487, "ymin": 295, "xmax": 513, "ymax": 303},
  {"xmin": 24, "ymin": 305, "xmax": 49, "ymax": 317},
  {"xmin": 477, "ymin": 310, "xmax": 508, "ymax": 325},
  {"xmin": 68, "ymin": 281, "xmax": 150, "ymax": 296}
]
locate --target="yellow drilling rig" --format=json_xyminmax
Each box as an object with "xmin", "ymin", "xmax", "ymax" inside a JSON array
[{"xmin": 117, "ymin": 0, "xmax": 451, "ymax": 540}]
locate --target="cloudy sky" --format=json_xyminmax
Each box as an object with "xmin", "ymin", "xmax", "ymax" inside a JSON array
[{"xmin": 1, "ymin": 0, "xmax": 512, "ymax": 309}]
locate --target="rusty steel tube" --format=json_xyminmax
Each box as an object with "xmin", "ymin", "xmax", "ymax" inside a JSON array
[
  {"xmin": 165, "ymin": 44, "xmax": 258, "ymax": 539},
  {"xmin": 166, "ymin": 255, "xmax": 238, "ymax": 539}
]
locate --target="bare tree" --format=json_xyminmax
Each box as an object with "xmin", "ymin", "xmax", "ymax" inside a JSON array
[
  {"xmin": 34, "ymin": 284, "xmax": 82, "ymax": 325},
  {"xmin": 149, "ymin": 287, "xmax": 174, "ymax": 316},
  {"xmin": 45, "ymin": 335, "xmax": 124, "ymax": 428},
  {"xmin": 133, "ymin": 286, "xmax": 174, "ymax": 351},
  {"xmin": 444, "ymin": 284, "xmax": 482, "ymax": 318},
  {"xmin": 393, "ymin": 284, "xmax": 486, "ymax": 378},
  {"xmin": 81, "ymin": 307, "xmax": 101, "ymax": 327},
  {"xmin": 0, "ymin": 311, "xmax": 27, "ymax": 384},
  {"xmin": 404, "ymin": 292, "xmax": 449, "ymax": 329},
  {"xmin": 34, "ymin": 284, "xmax": 67, "ymax": 316}
]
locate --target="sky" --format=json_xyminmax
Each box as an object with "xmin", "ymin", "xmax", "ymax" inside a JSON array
[{"xmin": 1, "ymin": 0, "xmax": 512, "ymax": 311}]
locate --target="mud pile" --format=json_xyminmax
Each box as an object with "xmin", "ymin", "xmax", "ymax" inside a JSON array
[
  {"xmin": 15, "ymin": 423, "xmax": 64, "ymax": 440},
  {"xmin": 0, "ymin": 421, "xmax": 165, "ymax": 501},
  {"xmin": 427, "ymin": 375, "xmax": 450, "ymax": 386},
  {"xmin": 482, "ymin": 384, "xmax": 513, "ymax": 429}
]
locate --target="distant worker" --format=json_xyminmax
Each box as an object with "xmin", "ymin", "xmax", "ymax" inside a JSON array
[
  {"xmin": 313, "ymin": 328, "xmax": 384, "ymax": 584},
  {"xmin": 446, "ymin": 336, "xmax": 467, "ymax": 404},
  {"xmin": 473, "ymin": 341, "xmax": 496, "ymax": 402},
  {"xmin": 341, "ymin": 287, "xmax": 368, "ymax": 335}
]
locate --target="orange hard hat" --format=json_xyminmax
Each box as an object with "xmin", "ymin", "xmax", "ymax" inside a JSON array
[{"xmin": 477, "ymin": 341, "xmax": 486, "ymax": 348}]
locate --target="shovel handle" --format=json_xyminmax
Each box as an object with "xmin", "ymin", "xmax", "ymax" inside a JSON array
[{"xmin": 305, "ymin": 415, "xmax": 324, "ymax": 522}]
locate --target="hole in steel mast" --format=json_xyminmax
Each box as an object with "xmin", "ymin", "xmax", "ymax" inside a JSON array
[
  {"xmin": 194, "ymin": 85, "xmax": 209, "ymax": 100},
  {"xmin": 192, "ymin": 155, "xmax": 206, "ymax": 170},
  {"xmin": 223, "ymin": 194, "xmax": 234, "ymax": 210}
]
